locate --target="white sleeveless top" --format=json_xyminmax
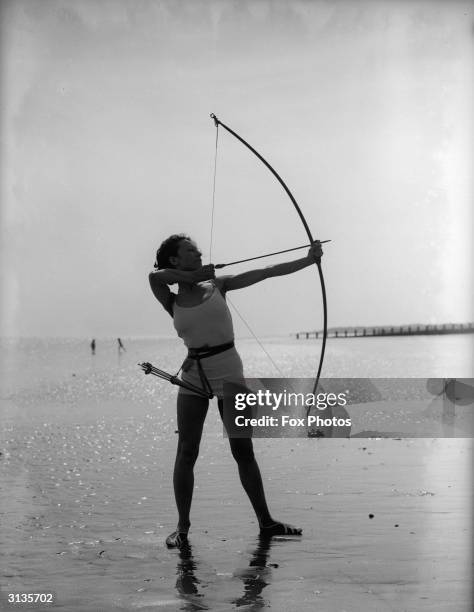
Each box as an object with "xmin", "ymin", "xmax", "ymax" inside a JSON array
[{"xmin": 173, "ymin": 282, "xmax": 234, "ymax": 348}]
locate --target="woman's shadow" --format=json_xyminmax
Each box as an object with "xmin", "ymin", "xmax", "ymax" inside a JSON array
[{"xmin": 174, "ymin": 534, "xmax": 277, "ymax": 611}]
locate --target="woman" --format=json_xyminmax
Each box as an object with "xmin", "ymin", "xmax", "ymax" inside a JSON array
[{"xmin": 149, "ymin": 234, "xmax": 323, "ymax": 547}]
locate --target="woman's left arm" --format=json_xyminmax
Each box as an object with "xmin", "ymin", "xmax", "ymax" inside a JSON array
[{"xmin": 219, "ymin": 242, "xmax": 323, "ymax": 292}]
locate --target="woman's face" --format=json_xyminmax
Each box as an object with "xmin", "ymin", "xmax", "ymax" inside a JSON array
[{"xmin": 171, "ymin": 239, "xmax": 202, "ymax": 270}]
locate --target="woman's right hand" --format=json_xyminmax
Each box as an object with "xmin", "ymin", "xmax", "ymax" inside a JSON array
[{"xmin": 192, "ymin": 264, "xmax": 216, "ymax": 282}]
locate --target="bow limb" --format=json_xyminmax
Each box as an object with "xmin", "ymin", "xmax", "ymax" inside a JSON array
[{"xmin": 210, "ymin": 113, "xmax": 327, "ymax": 395}]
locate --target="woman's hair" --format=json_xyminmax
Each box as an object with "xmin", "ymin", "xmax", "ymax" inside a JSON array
[{"xmin": 154, "ymin": 234, "xmax": 191, "ymax": 269}]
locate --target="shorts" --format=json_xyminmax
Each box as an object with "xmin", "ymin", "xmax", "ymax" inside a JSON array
[{"xmin": 179, "ymin": 345, "xmax": 245, "ymax": 400}]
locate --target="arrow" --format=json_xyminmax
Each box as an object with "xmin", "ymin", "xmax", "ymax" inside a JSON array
[{"xmin": 215, "ymin": 240, "xmax": 331, "ymax": 269}]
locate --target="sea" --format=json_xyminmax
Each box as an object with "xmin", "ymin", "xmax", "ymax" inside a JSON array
[{"xmin": 1, "ymin": 333, "xmax": 472, "ymax": 402}]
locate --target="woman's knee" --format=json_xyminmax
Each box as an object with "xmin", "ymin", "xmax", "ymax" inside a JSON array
[
  {"xmin": 229, "ymin": 439, "xmax": 255, "ymax": 464},
  {"xmin": 176, "ymin": 440, "xmax": 200, "ymax": 466}
]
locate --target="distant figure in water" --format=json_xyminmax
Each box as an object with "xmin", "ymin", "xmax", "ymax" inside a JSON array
[
  {"xmin": 149, "ymin": 233, "xmax": 323, "ymax": 548},
  {"xmin": 117, "ymin": 338, "xmax": 126, "ymax": 352},
  {"xmin": 90, "ymin": 339, "xmax": 96, "ymax": 355}
]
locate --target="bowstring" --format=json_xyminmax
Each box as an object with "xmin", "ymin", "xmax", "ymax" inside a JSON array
[
  {"xmin": 209, "ymin": 122, "xmax": 219, "ymax": 263},
  {"xmin": 209, "ymin": 122, "xmax": 286, "ymax": 380},
  {"xmin": 225, "ymin": 295, "xmax": 286, "ymax": 378}
]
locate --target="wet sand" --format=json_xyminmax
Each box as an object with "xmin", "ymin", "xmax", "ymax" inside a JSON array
[{"xmin": 1, "ymin": 393, "xmax": 472, "ymax": 611}]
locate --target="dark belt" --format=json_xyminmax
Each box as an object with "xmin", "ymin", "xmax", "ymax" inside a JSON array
[
  {"xmin": 181, "ymin": 341, "xmax": 235, "ymax": 398},
  {"xmin": 187, "ymin": 340, "xmax": 234, "ymax": 360}
]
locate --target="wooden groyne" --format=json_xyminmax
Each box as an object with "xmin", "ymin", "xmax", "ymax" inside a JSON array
[{"xmin": 295, "ymin": 322, "xmax": 474, "ymax": 339}]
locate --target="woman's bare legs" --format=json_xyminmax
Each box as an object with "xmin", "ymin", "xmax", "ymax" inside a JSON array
[{"xmin": 167, "ymin": 393, "xmax": 301, "ymax": 548}]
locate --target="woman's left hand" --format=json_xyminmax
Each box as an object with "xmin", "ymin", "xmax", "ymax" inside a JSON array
[{"xmin": 308, "ymin": 241, "xmax": 323, "ymax": 262}]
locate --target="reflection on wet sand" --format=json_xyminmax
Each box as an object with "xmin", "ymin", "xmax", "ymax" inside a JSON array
[
  {"xmin": 175, "ymin": 535, "xmax": 276, "ymax": 611},
  {"xmin": 174, "ymin": 542, "xmax": 205, "ymax": 609},
  {"xmin": 231, "ymin": 534, "xmax": 274, "ymax": 610}
]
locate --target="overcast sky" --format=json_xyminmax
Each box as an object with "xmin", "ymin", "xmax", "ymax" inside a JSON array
[{"xmin": 1, "ymin": 0, "xmax": 472, "ymax": 338}]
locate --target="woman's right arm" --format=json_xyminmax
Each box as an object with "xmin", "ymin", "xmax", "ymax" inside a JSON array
[
  {"xmin": 148, "ymin": 266, "xmax": 215, "ymax": 316},
  {"xmin": 148, "ymin": 270, "xmax": 189, "ymax": 317}
]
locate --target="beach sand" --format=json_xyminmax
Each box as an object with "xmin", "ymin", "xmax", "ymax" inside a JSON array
[
  {"xmin": 1, "ymin": 393, "xmax": 472, "ymax": 611},
  {"xmin": 1, "ymin": 338, "xmax": 472, "ymax": 610}
]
